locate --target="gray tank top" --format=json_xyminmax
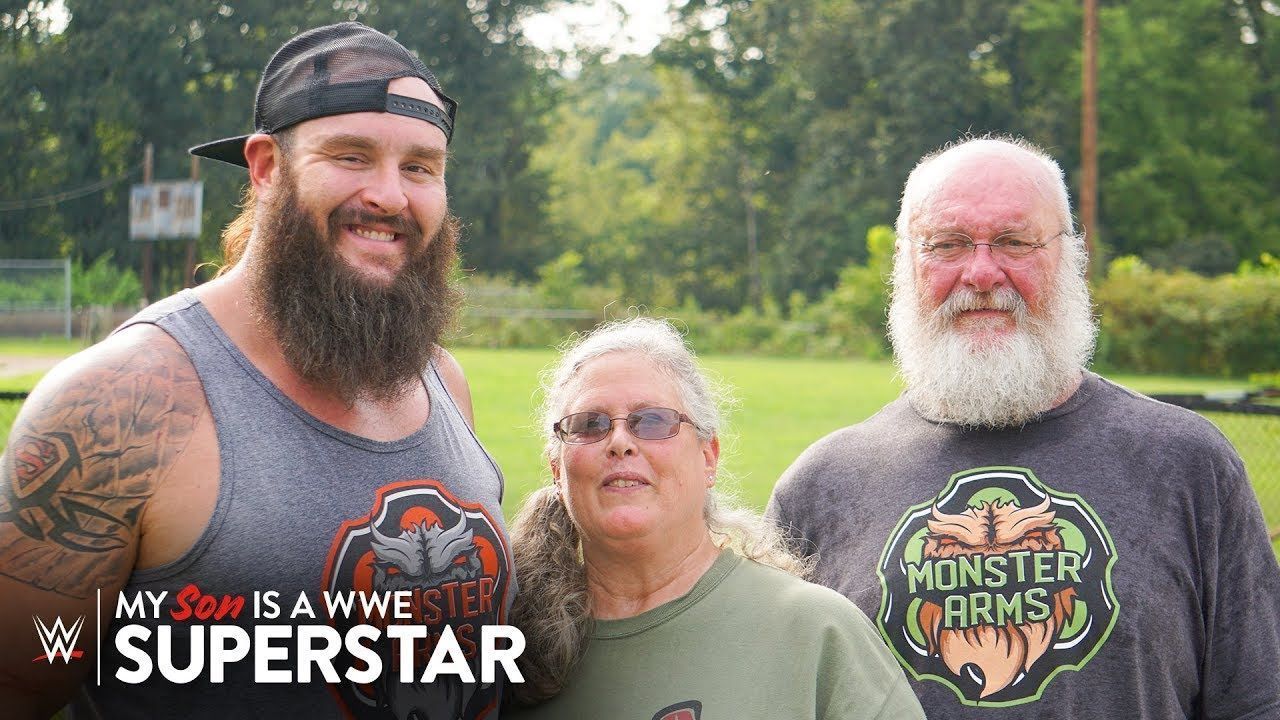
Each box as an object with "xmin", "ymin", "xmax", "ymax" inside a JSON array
[{"xmin": 87, "ymin": 290, "xmax": 514, "ymax": 719}]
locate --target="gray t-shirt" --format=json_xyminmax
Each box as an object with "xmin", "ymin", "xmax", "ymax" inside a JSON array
[{"xmin": 768, "ymin": 372, "xmax": 1280, "ymax": 719}]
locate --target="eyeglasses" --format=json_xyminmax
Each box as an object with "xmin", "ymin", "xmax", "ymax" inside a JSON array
[
  {"xmin": 918, "ymin": 231, "xmax": 1061, "ymax": 265},
  {"xmin": 553, "ymin": 407, "xmax": 699, "ymax": 445}
]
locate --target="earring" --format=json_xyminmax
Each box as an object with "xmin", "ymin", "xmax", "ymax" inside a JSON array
[{"xmin": 706, "ymin": 474, "xmax": 716, "ymax": 487}]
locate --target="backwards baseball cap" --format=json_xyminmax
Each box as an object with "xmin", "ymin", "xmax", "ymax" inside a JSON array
[{"xmin": 189, "ymin": 22, "xmax": 456, "ymax": 168}]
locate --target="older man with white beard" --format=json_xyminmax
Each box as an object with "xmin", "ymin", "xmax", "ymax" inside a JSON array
[{"xmin": 768, "ymin": 136, "xmax": 1280, "ymax": 719}]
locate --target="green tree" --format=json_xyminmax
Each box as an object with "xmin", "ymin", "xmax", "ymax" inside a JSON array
[
  {"xmin": 1, "ymin": 1, "xmax": 568, "ymax": 291},
  {"xmin": 530, "ymin": 57, "xmax": 753, "ymax": 310},
  {"xmin": 656, "ymin": 0, "xmax": 1069, "ymax": 303},
  {"xmin": 652, "ymin": 0, "xmax": 1280, "ymax": 302},
  {"xmin": 1092, "ymin": 0, "xmax": 1280, "ymax": 268}
]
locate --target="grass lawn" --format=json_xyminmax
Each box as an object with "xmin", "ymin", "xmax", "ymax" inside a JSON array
[
  {"xmin": 3, "ymin": 346, "xmax": 1277, "ymax": 551},
  {"xmin": 0, "ymin": 336, "xmax": 84, "ymax": 357},
  {"xmin": 0, "ymin": 371, "xmax": 46, "ymax": 392}
]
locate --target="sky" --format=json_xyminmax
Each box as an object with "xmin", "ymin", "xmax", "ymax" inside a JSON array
[
  {"xmin": 38, "ymin": 1, "xmax": 673, "ymax": 60},
  {"xmin": 34, "ymin": 0, "xmax": 672, "ymax": 75},
  {"xmin": 521, "ymin": 0, "xmax": 674, "ymax": 63}
]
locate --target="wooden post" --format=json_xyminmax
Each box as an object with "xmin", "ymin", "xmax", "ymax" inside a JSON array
[
  {"xmin": 1081, "ymin": 0, "xmax": 1099, "ymax": 276},
  {"xmin": 141, "ymin": 142, "xmax": 154, "ymax": 303},
  {"xmin": 185, "ymin": 155, "xmax": 200, "ymax": 287},
  {"xmin": 740, "ymin": 156, "xmax": 761, "ymax": 311}
]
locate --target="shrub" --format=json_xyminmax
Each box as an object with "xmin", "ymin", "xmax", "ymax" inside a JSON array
[
  {"xmin": 451, "ymin": 240, "xmax": 1278, "ymax": 380},
  {"xmin": 1095, "ymin": 256, "xmax": 1280, "ymax": 376},
  {"xmin": 73, "ymin": 252, "xmax": 142, "ymax": 308}
]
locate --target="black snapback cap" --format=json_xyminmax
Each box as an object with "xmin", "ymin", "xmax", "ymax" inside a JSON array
[{"xmin": 189, "ymin": 22, "xmax": 457, "ymax": 168}]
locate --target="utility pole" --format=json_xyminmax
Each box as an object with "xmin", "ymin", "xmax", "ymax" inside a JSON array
[
  {"xmin": 141, "ymin": 142, "xmax": 153, "ymax": 302},
  {"xmin": 185, "ymin": 155, "xmax": 200, "ymax": 287},
  {"xmin": 740, "ymin": 156, "xmax": 761, "ymax": 311},
  {"xmin": 1081, "ymin": 0, "xmax": 1099, "ymax": 275}
]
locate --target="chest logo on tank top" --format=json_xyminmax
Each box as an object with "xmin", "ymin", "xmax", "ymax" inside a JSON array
[
  {"xmin": 877, "ymin": 466, "xmax": 1118, "ymax": 707},
  {"xmin": 323, "ymin": 478, "xmax": 512, "ymax": 719},
  {"xmin": 652, "ymin": 700, "xmax": 702, "ymax": 720}
]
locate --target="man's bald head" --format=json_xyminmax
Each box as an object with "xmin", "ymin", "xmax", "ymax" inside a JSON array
[{"xmin": 896, "ymin": 137, "xmax": 1075, "ymax": 253}]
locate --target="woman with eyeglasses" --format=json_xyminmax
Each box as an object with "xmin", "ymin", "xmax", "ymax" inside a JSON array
[{"xmin": 504, "ymin": 317, "xmax": 923, "ymax": 719}]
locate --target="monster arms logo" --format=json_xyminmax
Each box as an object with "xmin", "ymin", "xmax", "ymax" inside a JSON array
[
  {"xmin": 877, "ymin": 467, "xmax": 1118, "ymax": 707},
  {"xmin": 324, "ymin": 479, "xmax": 512, "ymax": 720}
]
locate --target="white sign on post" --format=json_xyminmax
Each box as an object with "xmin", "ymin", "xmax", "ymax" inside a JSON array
[{"xmin": 130, "ymin": 181, "xmax": 203, "ymax": 240}]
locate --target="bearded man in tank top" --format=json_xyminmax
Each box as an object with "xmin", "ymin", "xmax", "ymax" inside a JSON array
[{"xmin": 0, "ymin": 22, "xmax": 514, "ymax": 719}]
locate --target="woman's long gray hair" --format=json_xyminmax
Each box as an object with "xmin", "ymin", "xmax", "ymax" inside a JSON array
[{"xmin": 508, "ymin": 316, "xmax": 814, "ymax": 705}]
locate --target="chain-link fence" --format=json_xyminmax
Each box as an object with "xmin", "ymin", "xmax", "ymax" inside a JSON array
[{"xmin": 0, "ymin": 259, "xmax": 72, "ymax": 339}]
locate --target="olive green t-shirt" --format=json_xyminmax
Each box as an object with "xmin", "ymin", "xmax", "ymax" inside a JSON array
[{"xmin": 508, "ymin": 550, "xmax": 924, "ymax": 720}]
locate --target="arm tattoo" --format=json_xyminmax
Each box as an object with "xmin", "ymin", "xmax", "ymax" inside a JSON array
[{"xmin": 0, "ymin": 340, "xmax": 205, "ymax": 598}]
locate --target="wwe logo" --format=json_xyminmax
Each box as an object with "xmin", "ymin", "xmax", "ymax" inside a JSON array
[{"xmin": 32, "ymin": 615, "xmax": 85, "ymax": 664}]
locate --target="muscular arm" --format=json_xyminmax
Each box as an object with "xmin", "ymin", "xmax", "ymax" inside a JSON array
[{"xmin": 0, "ymin": 328, "xmax": 205, "ymax": 716}]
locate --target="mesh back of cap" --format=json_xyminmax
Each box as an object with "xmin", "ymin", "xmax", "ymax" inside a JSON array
[{"xmin": 256, "ymin": 23, "xmax": 455, "ymax": 134}]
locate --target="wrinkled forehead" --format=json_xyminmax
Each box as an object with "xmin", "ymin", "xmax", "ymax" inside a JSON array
[
  {"xmin": 559, "ymin": 351, "xmax": 681, "ymax": 410},
  {"xmin": 912, "ymin": 149, "xmax": 1059, "ymax": 236}
]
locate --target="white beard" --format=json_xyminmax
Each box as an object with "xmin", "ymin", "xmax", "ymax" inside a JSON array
[{"xmin": 886, "ymin": 244, "xmax": 1097, "ymax": 428}]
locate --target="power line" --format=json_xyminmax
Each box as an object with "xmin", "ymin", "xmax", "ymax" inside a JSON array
[{"xmin": 0, "ymin": 162, "xmax": 142, "ymax": 212}]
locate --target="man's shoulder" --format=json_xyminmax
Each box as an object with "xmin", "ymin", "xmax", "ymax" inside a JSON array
[
  {"xmin": 37, "ymin": 322, "xmax": 195, "ymax": 399},
  {"xmin": 1090, "ymin": 373, "xmax": 1238, "ymax": 453},
  {"xmin": 59, "ymin": 289, "xmax": 205, "ymax": 391},
  {"xmin": 431, "ymin": 346, "xmax": 475, "ymax": 429},
  {"xmin": 432, "ymin": 346, "xmax": 468, "ymax": 393},
  {"xmin": 0, "ymin": 307, "xmax": 213, "ymax": 714}
]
